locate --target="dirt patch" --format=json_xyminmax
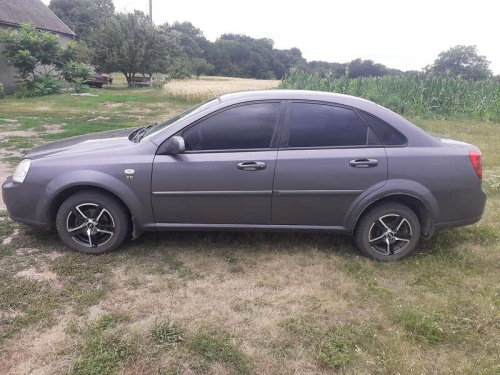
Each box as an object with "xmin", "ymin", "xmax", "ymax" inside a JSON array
[
  {"xmin": 15, "ymin": 247, "xmax": 40, "ymax": 256},
  {"xmin": 103, "ymin": 102, "xmax": 126, "ymax": 108},
  {"xmin": 13, "ymin": 249, "xmax": 64, "ymax": 290},
  {"xmin": 2, "ymin": 228, "xmax": 19, "ymax": 245},
  {"xmin": 0, "ymin": 148, "xmax": 23, "ymax": 159},
  {"xmin": 0, "ymin": 313, "xmax": 74, "ymax": 375},
  {"xmin": 88, "ymin": 116, "xmax": 110, "ymax": 122},
  {"xmin": 1, "ymin": 130, "xmax": 39, "ymax": 137},
  {"xmin": 15, "ymin": 267, "xmax": 59, "ymax": 283},
  {"xmin": 43, "ymin": 124, "xmax": 64, "ymax": 134}
]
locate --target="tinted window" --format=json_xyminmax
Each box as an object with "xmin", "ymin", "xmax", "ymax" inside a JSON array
[
  {"xmin": 360, "ymin": 112, "xmax": 407, "ymax": 146},
  {"xmin": 183, "ymin": 102, "xmax": 281, "ymax": 151},
  {"xmin": 287, "ymin": 103, "xmax": 369, "ymax": 147}
]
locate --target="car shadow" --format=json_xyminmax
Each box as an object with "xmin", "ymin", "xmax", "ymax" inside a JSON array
[{"xmin": 123, "ymin": 230, "xmax": 356, "ymax": 257}]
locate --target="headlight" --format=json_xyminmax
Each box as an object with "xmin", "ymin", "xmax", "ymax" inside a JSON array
[{"xmin": 13, "ymin": 159, "xmax": 31, "ymax": 183}]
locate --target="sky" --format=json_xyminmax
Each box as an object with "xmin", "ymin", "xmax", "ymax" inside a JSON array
[{"xmin": 42, "ymin": 0, "xmax": 500, "ymax": 74}]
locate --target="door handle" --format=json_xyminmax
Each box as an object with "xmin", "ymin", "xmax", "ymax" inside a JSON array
[
  {"xmin": 349, "ymin": 159, "xmax": 378, "ymax": 168},
  {"xmin": 237, "ymin": 161, "xmax": 267, "ymax": 171}
]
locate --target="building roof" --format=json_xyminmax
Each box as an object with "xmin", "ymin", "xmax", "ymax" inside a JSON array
[{"xmin": 0, "ymin": 0, "xmax": 75, "ymax": 37}]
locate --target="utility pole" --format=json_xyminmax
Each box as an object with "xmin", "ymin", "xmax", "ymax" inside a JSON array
[{"xmin": 149, "ymin": 0, "xmax": 153, "ymax": 24}]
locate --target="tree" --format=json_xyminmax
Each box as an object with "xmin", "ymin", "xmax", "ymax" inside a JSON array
[
  {"xmin": 49, "ymin": 0, "xmax": 115, "ymax": 40},
  {"xmin": 0, "ymin": 23, "xmax": 90, "ymax": 96},
  {"xmin": 427, "ymin": 45, "xmax": 492, "ymax": 81},
  {"xmin": 159, "ymin": 21, "xmax": 214, "ymax": 79},
  {"xmin": 348, "ymin": 59, "xmax": 389, "ymax": 78},
  {"xmin": 209, "ymin": 34, "xmax": 305, "ymax": 79},
  {"xmin": 90, "ymin": 11, "xmax": 177, "ymax": 86},
  {"xmin": 160, "ymin": 21, "xmax": 210, "ymax": 59}
]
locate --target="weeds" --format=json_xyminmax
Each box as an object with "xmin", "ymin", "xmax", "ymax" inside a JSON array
[
  {"xmin": 315, "ymin": 326, "xmax": 357, "ymax": 368},
  {"xmin": 396, "ymin": 308, "xmax": 444, "ymax": 344},
  {"xmin": 150, "ymin": 319, "xmax": 184, "ymax": 346}
]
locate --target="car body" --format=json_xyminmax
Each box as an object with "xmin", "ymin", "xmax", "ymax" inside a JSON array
[{"xmin": 2, "ymin": 90, "xmax": 486, "ymax": 260}]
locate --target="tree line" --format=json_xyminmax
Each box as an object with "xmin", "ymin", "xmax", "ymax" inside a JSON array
[
  {"xmin": 48, "ymin": 0, "xmax": 494, "ymax": 84},
  {"xmin": 0, "ymin": 0, "xmax": 495, "ymax": 97}
]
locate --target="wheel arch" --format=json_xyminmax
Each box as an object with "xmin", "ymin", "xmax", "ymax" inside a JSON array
[
  {"xmin": 352, "ymin": 194, "xmax": 433, "ymax": 237},
  {"xmin": 41, "ymin": 170, "xmax": 152, "ymax": 238},
  {"xmin": 347, "ymin": 180, "xmax": 439, "ymax": 238},
  {"xmin": 47, "ymin": 185, "xmax": 130, "ymax": 226}
]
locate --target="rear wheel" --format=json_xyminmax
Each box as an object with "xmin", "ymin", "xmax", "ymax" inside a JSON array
[
  {"xmin": 56, "ymin": 191, "xmax": 129, "ymax": 255},
  {"xmin": 354, "ymin": 202, "xmax": 420, "ymax": 261}
]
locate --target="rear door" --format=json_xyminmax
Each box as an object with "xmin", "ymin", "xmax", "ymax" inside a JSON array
[{"xmin": 272, "ymin": 101, "xmax": 388, "ymax": 226}]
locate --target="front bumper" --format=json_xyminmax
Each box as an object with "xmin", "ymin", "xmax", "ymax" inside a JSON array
[{"xmin": 2, "ymin": 176, "xmax": 51, "ymax": 229}]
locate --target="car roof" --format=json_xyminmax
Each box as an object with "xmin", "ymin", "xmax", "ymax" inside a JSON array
[{"xmin": 219, "ymin": 89, "xmax": 378, "ymax": 110}]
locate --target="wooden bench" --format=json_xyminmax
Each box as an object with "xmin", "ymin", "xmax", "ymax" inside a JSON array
[{"xmin": 131, "ymin": 76, "xmax": 153, "ymax": 86}]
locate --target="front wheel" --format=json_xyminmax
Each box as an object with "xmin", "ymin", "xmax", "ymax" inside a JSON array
[
  {"xmin": 354, "ymin": 202, "xmax": 420, "ymax": 261},
  {"xmin": 56, "ymin": 191, "xmax": 130, "ymax": 255}
]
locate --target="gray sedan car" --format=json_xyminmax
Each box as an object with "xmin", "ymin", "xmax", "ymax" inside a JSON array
[{"xmin": 2, "ymin": 90, "xmax": 486, "ymax": 261}]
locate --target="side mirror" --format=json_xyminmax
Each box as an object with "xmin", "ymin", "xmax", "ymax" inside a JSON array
[{"xmin": 161, "ymin": 136, "xmax": 185, "ymax": 155}]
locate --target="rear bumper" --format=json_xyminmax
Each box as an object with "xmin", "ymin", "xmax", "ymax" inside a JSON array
[
  {"xmin": 433, "ymin": 187, "xmax": 486, "ymax": 231},
  {"xmin": 434, "ymin": 215, "xmax": 483, "ymax": 232}
]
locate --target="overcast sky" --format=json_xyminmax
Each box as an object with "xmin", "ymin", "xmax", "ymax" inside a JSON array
[{"xmin": 42, "ymin": 0, "xmax": 500, "ymax": 74}]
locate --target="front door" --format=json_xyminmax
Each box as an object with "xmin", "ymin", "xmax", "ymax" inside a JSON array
[{"xmin": 152, "ymin": 102, "xmax": 283, "ymax": 225}]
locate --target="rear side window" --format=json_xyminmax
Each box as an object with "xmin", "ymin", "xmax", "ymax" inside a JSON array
[
  {"xmin": 360, "ymin": 112, "xmax": 407, "ymax": 146},
  {"xmin": 287, "ymin": 103, "xmax": 369, "ymax": 147},
  {"xmin": 183, "ymin": 102, "xmax": 281, "ymax": 151}
]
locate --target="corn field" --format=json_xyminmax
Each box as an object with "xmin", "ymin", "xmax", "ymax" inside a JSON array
[{"xmin": 280, "ymin": 71, "xmax": 500, "ymax": 122}]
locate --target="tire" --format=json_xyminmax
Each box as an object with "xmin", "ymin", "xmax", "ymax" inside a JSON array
[
  {"xmin": 56, "ymin": 191, "xmax": 130, "ymax": 255},
  {"xmin": 354, "ymin": 202, "xmax": 420, "ymax": 261}
]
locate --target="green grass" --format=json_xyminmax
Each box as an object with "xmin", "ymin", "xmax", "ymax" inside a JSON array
[
  {"xmin": 0, "ymin": 81, "xmax": 499, "ymax": 374},
  {"xmin": 188, "ymin": 330, "xmax": 250, "ymax": 375},
  {"xmin": 71, "ymin": 314, "xmax": 134, "ymax": 375}
]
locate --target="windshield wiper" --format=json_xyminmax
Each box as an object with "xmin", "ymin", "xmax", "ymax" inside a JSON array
[{"xmin": 131, "ymin": 124, "xmax": 156, "ymax": 143}]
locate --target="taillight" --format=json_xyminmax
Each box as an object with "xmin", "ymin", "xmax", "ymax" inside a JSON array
[{"xmin": 469, "ymin": 150, "xmax": 482, "ymax": 179}]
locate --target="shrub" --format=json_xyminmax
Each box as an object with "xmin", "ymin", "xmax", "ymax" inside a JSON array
[
  {"xmin": 62, "ymin": 62, "xmax": 92, "ymax": 93},
  {"xmin": 1, "ymin": 24, "xmax": 84, "ymax": 97},
  {"xmin": 16, "ymin": 75, "xmax": 64, "ymax": 98}
]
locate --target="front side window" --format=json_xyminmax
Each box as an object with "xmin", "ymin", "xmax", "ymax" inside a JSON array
[
  {"xmin": 142, "ymin": 98, "xmax": 220, "ymax": 140},
  {"xmin": 183, "ymin": 102, "xmax": 281, "ymax": 151},
  {"xmin": 287, "ymin": 103, "xmax": 369, "ymax": 148}
]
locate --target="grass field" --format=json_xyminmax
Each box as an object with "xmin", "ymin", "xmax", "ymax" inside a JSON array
[{"xmin": 0, "ymin": 78, "xmax": 499, "ymax": 374}]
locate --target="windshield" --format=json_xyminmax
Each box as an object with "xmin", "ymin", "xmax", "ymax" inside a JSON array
[{"xmin": 138, "ymin": 98, "xmax": 220, "ymax": 140}]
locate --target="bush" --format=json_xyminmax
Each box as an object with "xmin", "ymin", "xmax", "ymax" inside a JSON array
[
  {"xmin": 168, "ymin": 56, "xmax": 193, "ymax": 79},
  {"xmin": 151, "ymin": 73, "xmax": 167, "ymax": 89},
  {"xmin": 1, "ymin": 24, "xmax": 84, "ymax": 98},
  {"xmin": 62, "ymin": 62, "xmax": 92, "ymax": 93},
  {"xmin": 16, "ymin": 75, "xmax": 64, "ymax": 98},
  {"xmin": 0, "ymin": 82, "xmax": 4, "ymax": 98}
]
